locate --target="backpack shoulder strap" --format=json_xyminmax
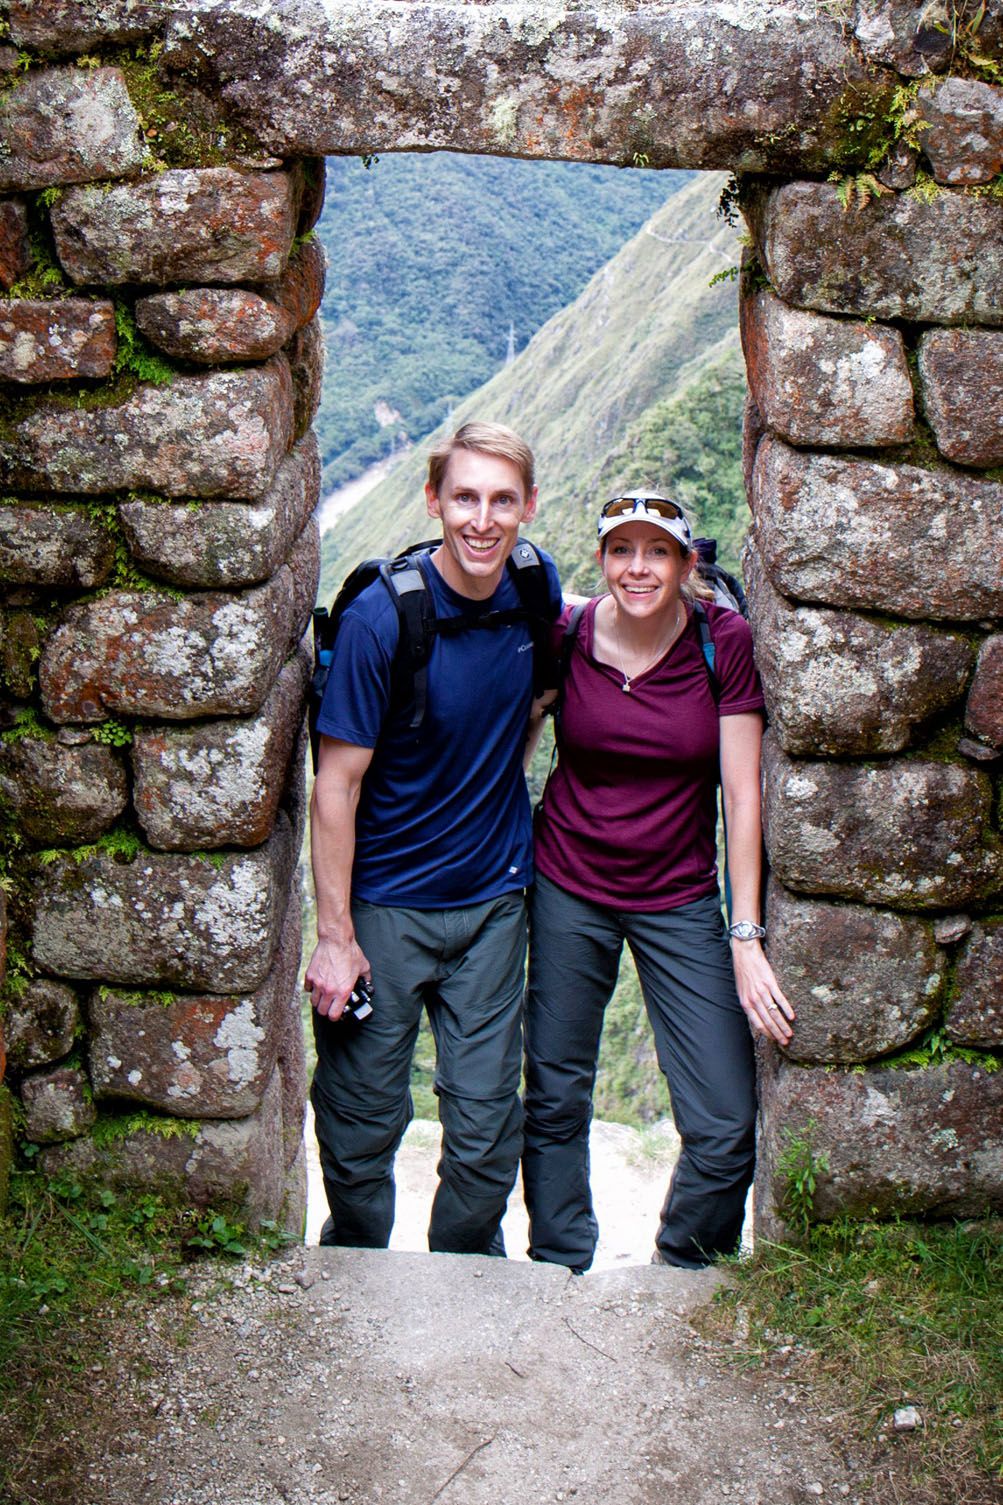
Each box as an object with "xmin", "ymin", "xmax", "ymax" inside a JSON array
[
  {"xmin": 692, "ymin": 600, "xmax": 721, "ymax": 704},
  {"xmin": 560, "ymin": 602, "xmax": 588, "ymax": 681},
  {"xmin": 506, "ymin": 538, "xmax": 557, "ymax": 695},
  {"xmin": 380, "ymin": 550, "xmax": 437, "ymax": 731}
]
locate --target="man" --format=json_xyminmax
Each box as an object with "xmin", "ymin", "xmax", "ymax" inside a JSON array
[{"xmin": 305, "ymin": 421, "xmax": 561, "ymax": 1255}]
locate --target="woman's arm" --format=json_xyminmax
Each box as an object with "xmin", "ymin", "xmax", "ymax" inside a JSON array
[{"xmin": 719, "ymin": 713, "xmax": 795, "ymax": 1045}]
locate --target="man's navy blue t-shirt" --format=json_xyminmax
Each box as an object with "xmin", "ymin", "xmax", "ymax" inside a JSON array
[{"xmin": 315, "ymin": 547, "xmax": 562, "ymax": 909}]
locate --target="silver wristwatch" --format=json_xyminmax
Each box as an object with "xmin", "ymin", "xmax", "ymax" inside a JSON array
[{"xmin": 727, "ymin": 920, "xmax": 766, "ymax": 941}]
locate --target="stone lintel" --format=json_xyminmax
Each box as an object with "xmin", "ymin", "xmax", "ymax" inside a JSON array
[{"xmin": 161, "ymin": 1, "xmax": 890, "ymax": 174}]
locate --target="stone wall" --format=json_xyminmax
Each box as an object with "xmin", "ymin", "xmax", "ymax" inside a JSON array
[
  {"xmin": 0, "ymin": 20, "xmax": 325, "ymax": 1228},
  {"xmin": 740, "ymin": 172, "xmax": 1003, "ymax": 1238},
  {"xmin": 0, "ymin": 0, "xmax": 1000, "ymax": 1240}
]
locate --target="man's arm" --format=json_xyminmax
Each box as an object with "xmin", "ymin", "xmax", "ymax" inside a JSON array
[{"xmin": 304, "ymin": 734, "xmax": 375, "ymax": 1020}]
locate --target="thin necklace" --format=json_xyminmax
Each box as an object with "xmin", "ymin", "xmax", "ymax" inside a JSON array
[{"xmin": 613, "ymin": 600, "xmax": 685, "ymax": 693}]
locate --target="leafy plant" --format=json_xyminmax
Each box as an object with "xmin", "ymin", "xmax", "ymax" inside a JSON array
[
  {"xmin": 112, "ymin": 301, "xmax": 175, "ymax": 387},
  {"xmin": 708, "ymin": 265, "xmax": 739, "ymax": 287},
  {"xmin": 828, "ymin": 171, "xmax": 889, "ymax": 211},
  {"xmin": 184, "ymin": 1212, "xmax": 248, "ymax": 1257},
  {"xmin": 776, "ymin": 1120, "xmax": 830, "ymax": 1234},
  {"xmin": 90, "ymin": 717, "xmax": 133, "ymax": 747}
]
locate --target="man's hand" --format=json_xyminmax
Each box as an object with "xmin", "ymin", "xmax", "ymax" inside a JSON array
[{"xmin": 304, "ymin": 935, "xmax": 371, "ymax": 1021}]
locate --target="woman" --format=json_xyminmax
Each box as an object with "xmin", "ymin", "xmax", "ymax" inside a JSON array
[{"xmin": 524, "ymin": 492, "xmax": 793, "ymax": 1272}]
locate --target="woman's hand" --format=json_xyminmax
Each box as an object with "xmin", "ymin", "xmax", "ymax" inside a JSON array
[{"xmin": 730, "ymin": 939, "xmax": 795, "ymax": 1045}]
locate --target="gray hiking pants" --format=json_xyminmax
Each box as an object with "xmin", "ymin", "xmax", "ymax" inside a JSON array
[
  {"xmin": 523, "ymin": 874, "xmax": 756, "ymax": 1270},
  {"xmin": 311, "ymin": 892, "xmax": 526, "ymax": 1255}
]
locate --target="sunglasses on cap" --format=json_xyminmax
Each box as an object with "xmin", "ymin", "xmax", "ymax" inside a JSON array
[
  {"xmin": 596, "ymin": 493, "xmax": 692, "ymax": 547},
  {"xmin": 600, "ymin": 494, "xmax": 687, "ymax": 522}
]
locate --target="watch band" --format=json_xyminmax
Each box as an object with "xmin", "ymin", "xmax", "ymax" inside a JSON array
[{"xmin": 727, "ymin": 920, "xmax": 766, "ymax": 941}]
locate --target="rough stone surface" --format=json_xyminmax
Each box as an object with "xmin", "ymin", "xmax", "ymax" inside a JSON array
[
  {"xmin": 293, "ymin": 156, "xmax": 326, "ymax": 236},
  {"xmin": 3, "ymin": 978, "xmax": 81, "ymax": 1072},
  {"xmin": 29, "ymin": 813, "xmax": 295, "ymax": 993},
  {"xmin": 39, "ymin": 569, "xmax": 296, "ymax": 723},
  {"xmin": 117, "ymin": 432, "xmax": 319, "ymax": 589},
  {"xmin": 88, "ymin": 898, "xmax": 301, "ymax": 1117},
  {"xmin": 946, "ymin": 922, "xmax": 1003, "ymax": 1049},
  {"xmin": 741, "ymin": 390, "xmax": 765, "ymax": 502},
  {"xmin": 0, "ymin": 502, "xmax": 115, "ymax": 587},
  {"xmin": 43, "ymin": 1066, "xmax": 286, "ymax": 1226},
  {"xmin": 286, "ymin": 313, "xmax": 324, "ymax": 440},
  {"xmin": 0, "ymin": 359, "xmax": 294, "ymax": 499},
  {"xmin": 162, "ymin": 1, "xmax": 887, "ymax": 174},
  {"xmin": 744, "ymin": 543, "xmax": 974, "ymax": 756},
  {"xmin": 751, "ymin": 436, "xmax": 1003, "ymax": 621},
  {"xmin": 0, "ymin": 65, "xmax": 145, "ymax": 191},
  {"xmin": 21, "ymin": 1065, "xmax": 95, "ymax": 1144},
  {"xmin": 762, "ymin": 736, "xmax": 1003, "ymax": 911},
  {"xmin": 0, "ymin": 297, "xmax": 116, "ymax": 383},
  {"xmin": 286, "ymin": 517, "xmax": 321, "ymax": 648},
  {"xmin": 280, "ymin": 1137, "xmax": 308, "ymax": 1236},
  {"xmin": 0, "ymin": 198, "xmax": 31, "ymax": 291},
  {"xmin": 260, "ymin": 233, "xmax": 326, "ymax": 331},
  {"xmin": 756, "ymin": 1055, "xmax": 1003, "ymax": 1238},
  {"xmin": 747, "ymin": 180, "xmax": 1003, "ymax": 325},
  {"xmin": 275, "ymin": 958, "xmax": 306, "ymax": 1171},
  {"xmin": 876, "ymin": 139, "xmax": 918, "ymax": 190},
  {"xmin": 0, "ymin": 732, "xmax": 128, "ymax": 845},
  {"xmin": 966, "ymin": 634, "xmax": 1003, "ymax": 748},
  {"xmin": 131, "ymin": 650, "xmax": 309, "ymax": 850},
  {"xmin": 918, "ymin": 328, "xmax": 1003, "ymax": 468},
  {"xmin": 9, "ymin": 1, "xmax": 170, "ymax": 50},
  {"xmin": 853, "ymin": 1, "xmax": 953, "ymax": 76},
  {"xmin": 739, "ymin": 288, "xmax": 914, "ymax": 449},
  {"xmin": 134, "ymin": 287, "xmax": 295, "ymax": 365},
  {"xmin": 1, "ymin": 611, "xmax": 45, "ymax": 699},
  {"xmin": 918, "ymin": 77, "xmax": 1003, "ymax": 186},
  {"xmin": 51, "ymin": 169, "xmax": 297, "ymax": 287},
  {"xmin": 766, "ymin": 882, "xmax": 944, "ymax": 1064}
]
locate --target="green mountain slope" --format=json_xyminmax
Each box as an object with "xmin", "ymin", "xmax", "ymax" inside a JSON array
[
  {"xmin": 320, "ymin": 171, "xmax": 746, "ymax": 603},
  {"xmin": 315, "ymin": 154, "xmax": 691, "ymax": 490}
]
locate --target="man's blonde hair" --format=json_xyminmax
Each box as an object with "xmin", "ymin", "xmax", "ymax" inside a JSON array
[{"xmin": 427, "ymin": 421, "xmax": 536, "ymax": 498}]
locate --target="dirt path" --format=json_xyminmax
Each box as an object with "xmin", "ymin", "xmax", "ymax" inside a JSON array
[
  {"xmin": 83, "ymin": 1248, "xmax": 863, "ymax": 1505},
  {"xmin": 58, "ymin": 1123, "xmax": 871, "ymax": 1505}
]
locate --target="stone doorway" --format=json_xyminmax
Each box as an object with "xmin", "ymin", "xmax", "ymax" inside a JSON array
[{"xmin": 0, "ymin": 1, "xmax": 1000, "ymax": 1236}]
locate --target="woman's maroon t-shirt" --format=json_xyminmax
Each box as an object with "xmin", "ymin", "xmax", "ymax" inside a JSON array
[{"xmin": 534, "ymin": 596, "xmax": 765, "ymax": 912}]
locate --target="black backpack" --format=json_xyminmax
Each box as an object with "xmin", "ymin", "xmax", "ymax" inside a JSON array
[{"xmin": 309, "ymin": 538, "xmax": 554, "ymax": 772}]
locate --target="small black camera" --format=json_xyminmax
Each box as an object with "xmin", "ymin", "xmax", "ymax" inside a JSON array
[{"xmin": 342, "ymin": 977, "xmax": 373, "ymax": 1022}]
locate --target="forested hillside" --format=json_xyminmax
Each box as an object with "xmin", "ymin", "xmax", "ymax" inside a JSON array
[
  {"xmin": 320, "ymin": 170, "xmax": 746, "ymax": 607},
  {"xmin": 314, "ymin": 154, "xmax": 690, "ymax": 490}
]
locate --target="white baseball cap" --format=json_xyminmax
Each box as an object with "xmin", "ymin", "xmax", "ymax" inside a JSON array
[{"xmin": 596, "ymin": 492, "xmax": 693, "ymax": 553}]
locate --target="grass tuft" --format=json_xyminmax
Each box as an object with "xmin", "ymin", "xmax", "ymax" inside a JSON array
[
  {"xmin": 696, "ymin": 1218, "xmax": 1003, "ymax": 1503},
  {"xmin": 0, "ymin": 1166, "xmax": 293, "ymax": 1504}
]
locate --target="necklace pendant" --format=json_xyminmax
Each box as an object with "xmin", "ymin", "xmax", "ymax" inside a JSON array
[{"xmin": 621, "ymin": 679, "xmax": 631, "ymax": 693}]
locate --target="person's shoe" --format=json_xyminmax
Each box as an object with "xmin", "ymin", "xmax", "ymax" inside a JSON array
[{"xmin": 650, "ymin": 1249, "xmax": 670, "ymax": 1265}]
